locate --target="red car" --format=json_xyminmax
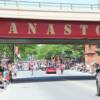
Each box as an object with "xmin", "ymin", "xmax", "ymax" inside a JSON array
[{"xmin": 46, "ymin": 67, "xmax": 56, "ymax": 74}]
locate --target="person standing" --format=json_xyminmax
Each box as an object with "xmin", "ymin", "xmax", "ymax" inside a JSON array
[
  {"xmin": 0, "ymin": 61, "xmax": 4, "ymax": 75},
  {"xmin": 29, "ymin": 61, "xmax": 34, "ymax": 75},
  {"xmin": 7, "ymin": 61, "xmax": 13, "ymax": 82},
  {"xmin": 31, "ymin": 63, "xmax": 34, "ymax": 75},
  {"xmin": 60, "ymin": 63, "xmax": 65, "ymax": 74}
]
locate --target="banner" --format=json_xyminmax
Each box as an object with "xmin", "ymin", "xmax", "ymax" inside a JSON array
[
  {"xmin": 15, "ymin": 46, "xmax": 21, "ymax": 58},
  {"xmin": 0, "ymin": 19, "xmax": 100, "ymax": 39}
]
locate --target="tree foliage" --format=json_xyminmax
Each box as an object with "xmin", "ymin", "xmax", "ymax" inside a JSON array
[
  {"xmin": 18, "ymin": 44, "xmax": 84, "ymax": 60},
  {"xmin": 0, "ymin": 44, "xmax": 84, "ymax": 62},
  {"xmin": 0, "ymin": 44, "xmax": 14, "ymax": 61},
  {"xmin": 0, "ymin": 43, "xmax": 84, "ymax": 61}
]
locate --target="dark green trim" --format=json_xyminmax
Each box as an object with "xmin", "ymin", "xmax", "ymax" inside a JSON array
[{"xmin": 0, "ymin": 38, "xmax": 100, "ymax": 44}]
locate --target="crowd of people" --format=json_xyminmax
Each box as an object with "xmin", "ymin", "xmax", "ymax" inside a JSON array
[
  {"xmin": 0, "ymin": 60, "xmax": 18, "ymax": 82},
  {"xmin": 66, "ymin": 60, "xmax": 100, "ymax": 74},
  {"xmin": 0, "ymin": 57, "xmax": 98, "ymax": 78},
  {"xmin": 15, "ymin": 58, "xmax": 96, "ymax": 74},
  {"xmin": 0, "ymin": 56, "xmax": 99, "ymax": 87}
]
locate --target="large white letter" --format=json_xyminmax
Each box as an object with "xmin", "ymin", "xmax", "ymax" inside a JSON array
[
  {"xmin": 46, "ymin": 24, "xmax": 55, "ymax": 35},
  {"xmin": 96, "ymin": 25, "xmax": 100, "ymax": 35},
  {"xmin": 9, "ymin": 23, "xmax": 18, "ymax": 34},
  {"xmin": 80, "ymin": 25, "xmax": 88, "ymax": 35},
  {"xmin": 28, "ymin": 23, "xmax": 37, "ymax": 34},
  {"xmin": 64, "ymin": 24, "xmax": 72, "ymax": 35}
]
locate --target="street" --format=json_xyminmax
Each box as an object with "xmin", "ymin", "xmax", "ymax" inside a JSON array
[
  {"xmin": 0, "ymin": 70, "xmax": 99, "ymax": 100},
  {"xmin": 0, "ymin": 80, "xmax": 99, "ymax": 100}
]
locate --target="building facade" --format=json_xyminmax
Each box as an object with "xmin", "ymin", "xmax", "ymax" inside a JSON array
[{"xmin": 85, "ymin": 44, "xmax": 100, "ymax": 65}]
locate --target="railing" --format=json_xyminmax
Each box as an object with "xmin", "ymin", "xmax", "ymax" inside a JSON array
[{"xmin": 0, "ymin": 0, "xmax": 99, "ymax": 11}]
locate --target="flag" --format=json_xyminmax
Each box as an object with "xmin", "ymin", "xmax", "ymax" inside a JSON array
[{"xmin": 15, "ymin": 46, "xmax": 21, "ymax": 58}]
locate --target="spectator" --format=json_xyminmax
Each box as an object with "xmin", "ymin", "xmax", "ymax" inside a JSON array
[
  {"xmin": 60, "ymin": 63, "xmax": 65, "ymax": 74},
  {"xmin": 0, "ymin": 61, "xmax": 4, "ymax": 73}
]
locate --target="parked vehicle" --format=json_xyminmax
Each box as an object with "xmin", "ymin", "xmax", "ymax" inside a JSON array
[
  {"xmin": 46, "ymin": 66, "xmax": 56, "ymax": 74},
  {"xmin": 96, "ymin": 68, "xmax": 100, "ymax": 96}
]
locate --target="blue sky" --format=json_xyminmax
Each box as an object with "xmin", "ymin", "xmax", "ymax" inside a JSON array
[{"xmin": 20, "ymin": 0, "xmax": 98, "ymax": 4}]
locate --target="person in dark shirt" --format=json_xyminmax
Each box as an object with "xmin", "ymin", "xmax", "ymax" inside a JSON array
[{"xmin": 0, "ymin": 61, "xmax": 4, "ymax": 72}]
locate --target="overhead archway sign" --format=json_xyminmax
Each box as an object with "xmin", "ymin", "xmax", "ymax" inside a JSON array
[{"xmin": 0, "ymin": 18, "xmax": 100, "ymax": 39}]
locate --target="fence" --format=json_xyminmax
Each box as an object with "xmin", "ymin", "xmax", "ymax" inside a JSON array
[{"xmin": 0, "ymin": 0, "xmax": 99, "ymax": 11}]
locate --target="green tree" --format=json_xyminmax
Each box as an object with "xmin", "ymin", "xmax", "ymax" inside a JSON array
[{"xmin": 15, "ymin": 44, "xmax": 84, "ymax": 61}]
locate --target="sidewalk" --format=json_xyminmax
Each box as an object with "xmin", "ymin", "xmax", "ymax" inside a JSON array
[
  {"xmin": 12, "ymin": 70, "xmax": 95, "ymax": 83},
  {"xmin": 13, "ymin": 69, "xmax": 95, "ymax": 79}
]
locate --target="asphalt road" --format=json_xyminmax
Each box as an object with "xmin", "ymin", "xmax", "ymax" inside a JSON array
[
  {"xmin": 0, "ymin": 70, "xmax": 99, "ymax": 100},
  {"xmin": 0, "ymin": 80, "xmax": 99, "ymax": 100}
]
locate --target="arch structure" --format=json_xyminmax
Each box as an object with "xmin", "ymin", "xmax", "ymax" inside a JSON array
[{"xmin": 0, "ymin": 9, "xmax": 99, "ymax": 44}]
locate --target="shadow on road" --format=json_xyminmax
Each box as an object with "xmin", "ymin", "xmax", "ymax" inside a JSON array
[{"xmin": 12, "ymin": 75, "xmax": 96, "ymax": 83}]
